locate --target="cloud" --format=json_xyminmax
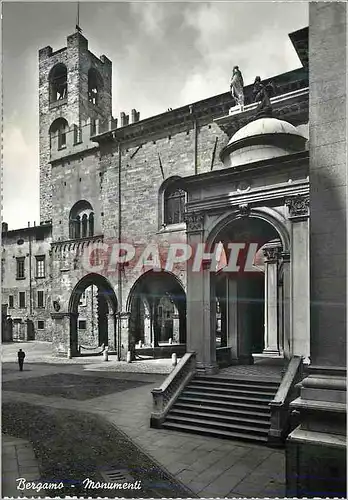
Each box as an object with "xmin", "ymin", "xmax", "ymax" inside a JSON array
[
  {"xmin": 179, "ymin": 2, "xmax": 307, "ymax": 103},
  {"xmin": 130, "ymin": 2, "xmax": 165, "ymax": 38}
]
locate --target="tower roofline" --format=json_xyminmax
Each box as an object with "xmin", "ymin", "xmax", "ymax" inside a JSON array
[{"xmin": 39, "ymin": 32, "xmax": 111, "ymax": 66}]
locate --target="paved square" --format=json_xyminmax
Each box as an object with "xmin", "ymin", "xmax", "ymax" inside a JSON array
[{"xmin": 2, "ymin": 373, "xmax": 152, "ymax": 400}]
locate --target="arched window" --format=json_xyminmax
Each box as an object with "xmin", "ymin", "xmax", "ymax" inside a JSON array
[
  {"xmin": 164, "ymin": 187, "xmax": 186, "ymax": 225},
  {"xmin": 88, "ymin": 68, "xmax": 103, "ymax": 106},
  {"xmin": 49, "ymin": 63, "xmax": 67, "ymax": 103},
  {"xmin": 69, "ymin": 201, "xmax": 95, "ymax": 240},
  {"xmin": 49, "ymin": 118, "xmax": 69, "ymax": 149}
]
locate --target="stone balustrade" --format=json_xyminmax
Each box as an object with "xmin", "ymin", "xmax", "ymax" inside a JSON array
[
  {"xmin": 268, "ymin": 355, "xmax": 304, "ymax": 445},
  {"xmin": 150, "ymin": 352, "xmax": 196, "ymax": 428}
]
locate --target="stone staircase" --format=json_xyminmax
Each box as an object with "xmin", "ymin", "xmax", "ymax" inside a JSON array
[{"xmin": 161, "ymin": 375, "xmax": 280, "ymax": 443}]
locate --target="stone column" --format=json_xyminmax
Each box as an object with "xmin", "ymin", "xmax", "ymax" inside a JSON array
[
  {"xmin": 262, "ymin": 241, "xmax": 282, "ymax": 356},
  {"xmin": 107, "ymin": 313, "xmax": 116, "ymax": 351},
  {"xmin": 117, "ymin": 311, "xmax": 130, "ymax": 360},
  {"xmin": 226, "ymin": 277, "xmax": 238, "ymax": 362},
  {"xmin": 144, "ymin": 314, "xmax": 151, "ymax": 346},
  {"xmin": 185, "ymin": 212, "xmax": 218, "ymax": 374},
  {"xmin": 286, "ymin": 195, "xmax": 310, "ymax": 358},
  {"xmin": 172, "ymin": 314, "xmax": 180, "ymax": 343}
]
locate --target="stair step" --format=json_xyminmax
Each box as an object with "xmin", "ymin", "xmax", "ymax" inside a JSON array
[
  {"xmin": 192, "ymin": 379, "xmax": 279, "ymax": 392},
  {"xmin": 174, "ymin": 401, "xmax": 271, "ymax": 418},
  {"xmin": 199, "ymin": 375, "xmax": 280, "ymax": 386},
  {"xmin": 178, "ymin": 395, "xmax": 271, "ymax": 412},
  {"xmin": 161, "ymin": 422, "xmax": 269, "ymax": 442},
  {"xmin": 187, "ymin": 383, "xmax": 276, "ymax": 397},
  {"xmin": 165, "ymin": 415, "xmax": 269, "ymax": 435},
  {"xmin": 169, "ymin": 408, "xmax": 270, "ymax": 427},
  {"xmin": 183, "ymin": 390, "xmax": 273, "ymax": 403}
]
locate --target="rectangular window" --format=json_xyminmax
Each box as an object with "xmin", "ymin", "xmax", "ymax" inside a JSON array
[
  {"xmin": 58, "ymin": 130, "xmax": 66, "ymax": 149},
  {"xmin": 19, "ymin": 292, "xmax": 26, "ymax": 308},
  {"xmin": 16, "ymin": 257, "xmax": 25, "ymax": 279},
  {"xmin": 38, "ymin": 320, "xmax": 45, "ymax": 330},
  {"xmin": 36, "ymin": 256, "xmax": 46, "ymax": 278},
  {"xmin": 37, "ymin": 291, "xmax": 44, "ymax": 308},
  {"xmin": 78, "ymin": 320, "xmax": 87, "ymax": 330},
  {"xmin": 9, "ymin": 295, "xmax": 14, "ymax": 308}
]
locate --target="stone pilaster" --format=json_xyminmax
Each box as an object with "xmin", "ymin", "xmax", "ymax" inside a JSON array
[
  {"xmin": 51, "ymin": 312, "xmax": 74, "ymax": 356},
  {"xmin": 185, "ymin": 211, "xmax": 218, "ymax": 374},
  {"xmin": 286, "ymin": 194, "xmax": 310, "ymax": 358},
  {"xmin": 280, "ymin": 251, "xmax": 291, "ymax": 358},
  {"xmin": 286, "ymin": 3, "xmax": 347, "ymax": 497}
]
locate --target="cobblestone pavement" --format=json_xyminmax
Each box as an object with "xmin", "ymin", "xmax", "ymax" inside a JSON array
[
  {"xmin": 2, "ymin": 341, "xmax": 285, "ymax": 498},
  {"xmin": 2, "ymin": 435, "xmax": 44, "ymax": 498}
]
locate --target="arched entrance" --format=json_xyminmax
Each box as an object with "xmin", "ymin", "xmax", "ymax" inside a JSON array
[
  {"xmin": 210, "ymin": 216, "xmax": 287, "ymax": 365},
  {"xmin": 127, "ymin": 271, "xmax": 186, "ymax": 354},
  {"xmin": 69, "ymin": 273, "xmax": 118, "ymax": 355}
]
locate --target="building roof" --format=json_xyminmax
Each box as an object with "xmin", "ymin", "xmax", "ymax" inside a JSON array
[{"xmin": 228, "ymin": 117, "xmax": 305, "ymax": 145}]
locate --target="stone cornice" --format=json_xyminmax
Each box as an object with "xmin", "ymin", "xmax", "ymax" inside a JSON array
[
  {"xmin": 91, "ymin": 68, "xmax": 308, "ymax": 145},
  {"xmin": 181, "ymin": 150, "xmax": 309, "ymax": 188},
  {"xmin": 185, "ymin": 180, "xmax": 309, "ymax": 214},
  {"xmin": 50, "ymin": 145, "xmax": 99, "ymax": 165},
  {"xmin": 51, "ymin": 235, "xmax": 104, "ymax": 253},
  {"xmin": 215, "ymin": 87, "xmax": 309, "ymax": 138},
  {"xmin": 51, "ymin": 312, "xmax": 71, "ymax": 319}
]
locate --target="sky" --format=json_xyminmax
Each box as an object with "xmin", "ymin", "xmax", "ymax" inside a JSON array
[{"xmin": 2, "ymin": 0, "xmax": 308, "ymax": 230}]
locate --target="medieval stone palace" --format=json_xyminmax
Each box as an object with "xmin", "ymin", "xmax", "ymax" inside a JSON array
[{"xmin": 1, "ymin": 2, "xmax": 346, "ymax": 497}]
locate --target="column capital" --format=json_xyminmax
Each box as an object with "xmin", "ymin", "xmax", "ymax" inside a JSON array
[
  {"xmin": 285, "ymin": 194, "xmax": 310, "ymax": 220},
  {"xmin": 263, "ymin": 240, "xmax": 282, "ymax": 263},
  {"xmin": 184, "ymin": 211, "xmax": 205, "ymax": 232},
  {"xmin": 116, "ymin": 311, "xmax": 131, "ymax": 319}
]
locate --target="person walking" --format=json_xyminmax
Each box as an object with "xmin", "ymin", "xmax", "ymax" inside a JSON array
[{"xmin": 17, "ymin": 348, "xmax": 25, "ymax": 371}]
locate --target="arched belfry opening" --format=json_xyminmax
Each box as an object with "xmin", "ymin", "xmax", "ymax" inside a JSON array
[
  {"xmin": 69, "ymin": 200, "xmax": 94, "ymax": 239},
  {"xmin": 69, "ymin": 273, "xmax": 118, "ymax": 355},
  {"xmin": 49, "ymin": 118, "xmax": 69, "ymax": 149},
  {"xmin": 49, "ymin": 63, "xmax": 67, "ymax": 103},
  {"xmin": 127, "ymin": 271, "xmax": 186, "ymax": 357},
  {"xmin": 88, "ymin": 67, "xmax": 103, "ymax": 106}
]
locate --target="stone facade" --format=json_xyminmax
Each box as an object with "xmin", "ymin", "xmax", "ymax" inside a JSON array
[
  {"xmin": 1, "ymin": 223, "xmax": 52, "ymax": 341},
  {"xmin": 2, "ymin": 26, "xmax": 310, "ymax": 358},
  {"xmin": 286, "ymin": 3, "xmax": 347, "ymax": 497}
]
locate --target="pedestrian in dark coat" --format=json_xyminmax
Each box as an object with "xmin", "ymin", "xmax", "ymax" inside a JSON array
[{"xmin": 17, "ymin": 349, "xmax": 25, "ymax": 371}]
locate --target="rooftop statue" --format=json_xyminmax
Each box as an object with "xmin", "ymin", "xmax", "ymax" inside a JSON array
[
  {"xmin": 230, "ymin": 66, "xmax": 244, "ymax": 111},
  {"xmin": 253, "ymin": 76, "xmax": 275, "ymax": 118}
]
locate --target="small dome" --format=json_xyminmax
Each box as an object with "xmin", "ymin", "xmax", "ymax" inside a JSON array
[
  {"xmin": 220, "ymin": 117, "xmax": 307, "ymax": 168},
  {"xmin": 229, "ymin": 117, "xmax": 304, "ymax": 145}
]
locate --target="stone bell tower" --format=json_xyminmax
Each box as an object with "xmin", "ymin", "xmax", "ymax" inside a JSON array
[{"xmin": 38, "ymin": 30, "xmax": 112, "ymax": 223}]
